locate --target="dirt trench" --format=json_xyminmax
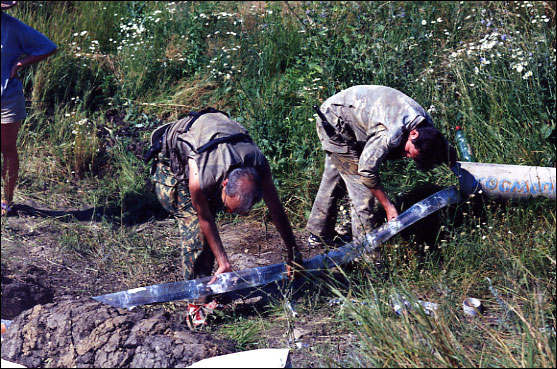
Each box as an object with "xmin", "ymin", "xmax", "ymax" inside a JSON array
[
  {"xmin": 1, "ymin": 298, "xmax": 236, "ymax": 368},
  {"xmin": 1, "ymin": 185, "xmax": 455, "ymax": 367},
  {"xmin": 0, "ymin": 212, "xmax": 311, "ymax": 368},
  {"xmin": 1, "ymin": 266, "xmax": 54, "ymax": 320}
]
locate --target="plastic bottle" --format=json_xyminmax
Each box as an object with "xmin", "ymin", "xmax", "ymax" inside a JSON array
[{"xmin": 455, "ymin": 126, "xmax": 476, "ymax": 162}]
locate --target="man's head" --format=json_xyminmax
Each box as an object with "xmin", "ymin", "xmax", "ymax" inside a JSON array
[
  {"xmin": 221, "ymin": 167, "xmax": 263, "ymax": 215},
  {"xmin": 404, "ymin": 125, "xmax": 457, "ymax": 170}
]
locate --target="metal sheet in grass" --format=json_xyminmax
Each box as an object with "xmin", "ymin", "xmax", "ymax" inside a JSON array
[{"xmin": 93, "ymin": 186, "xmax": 461, "ymax": 309}]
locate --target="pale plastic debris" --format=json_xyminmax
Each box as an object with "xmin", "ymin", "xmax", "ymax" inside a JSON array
[
  {"xmin": 1, "ymin": 319, "xmax": 13, "ymax": 342},
  {"xmin": 328, "ymin": 295, "xmax": 438, "ymax": 316},
  {"xmin": 391, "ymin": 294, "xmax": 439, "ymax": 316},
  {"xmin": 187, "ymin": 348, "xmax": 291, "ymax": 368},
  {"xmin": 462, "ymin": 297, "xmax": 483, "ymax": 317},
  {"xmin": 1, "ymin": 359, "xmax": 26, "ymax": 368},
  {"xmin": 285, "ymin": 301, "xmax": 298, "ymax": 317}
]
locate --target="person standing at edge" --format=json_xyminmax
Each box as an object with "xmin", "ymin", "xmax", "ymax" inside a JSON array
[
  {"xmin": 1, "ymin": 1, "xmax": 58, "ymax": 216},
  {"xmin": 306, "ymin": 85, "xmax": 456, "ymax": 249},
  {"xmin": 145, "ymin": 108, "xmax": 304, "ymax": 285}
]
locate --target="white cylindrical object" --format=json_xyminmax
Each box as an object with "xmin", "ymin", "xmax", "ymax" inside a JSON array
[
  {"xmin": 462, "ymin": 297, "xmax": 483, "ymax": 317},
  {"xmin": 454, "ymin": 161, "xmax": 556, "ymax": 199}
]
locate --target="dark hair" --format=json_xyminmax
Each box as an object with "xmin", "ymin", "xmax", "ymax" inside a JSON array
[
  {"xmin": 225, "ymin": 167, "xmax": 263, "ymax": 213},
  {"xmin": 412, "ymin": 125, "xmax": 457, "ymax": 171}
]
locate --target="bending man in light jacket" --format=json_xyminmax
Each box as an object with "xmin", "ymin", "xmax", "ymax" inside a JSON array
[{"xmin": 306, "ymin": 85, "xmax": 456, "ymax": 248}]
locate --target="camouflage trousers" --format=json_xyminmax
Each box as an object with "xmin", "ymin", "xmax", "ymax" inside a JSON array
[
  {"xmin": 306, "ymin": 152, "xmax": 381, "ymax": 243},
  {"xmin": 152, "ymin": 158, "xmax": 215, "ymax": 280}
]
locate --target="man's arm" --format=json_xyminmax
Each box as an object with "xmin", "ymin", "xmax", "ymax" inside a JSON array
[
  {"xmin": 370, "ymin": 185, "xmax": 398, "ymax": 221},
  {"xmin": 358, "ymin": 131, "xmax": 399, "ymax": 221},
  {"xmin": 10, "ymin": 49, "xmax": 57, "ymax": 79},
  {"xmin": 260, "ymin": 163, "xmax": 303, "ymax": 274},
  {"xmin": 188, "ymin": 158, "xmax": 232, "ymax": 284}
]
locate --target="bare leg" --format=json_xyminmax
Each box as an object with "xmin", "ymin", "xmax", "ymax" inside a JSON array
[{"xmin": 1, "ymin": 121, "xmax": 22, "ymax": 210}]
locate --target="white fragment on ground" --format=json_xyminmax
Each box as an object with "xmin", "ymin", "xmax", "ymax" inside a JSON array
[
  {"xmin": 1, "ymin": 359, "xmax": 26, "ymax": 368},
  {"xmin": 187, "ymin": 348, "xmax": 291, "ymax": 368},
  {"xmin": 293, "ymin": 328, "xmax": 310, "ymax": 340}
]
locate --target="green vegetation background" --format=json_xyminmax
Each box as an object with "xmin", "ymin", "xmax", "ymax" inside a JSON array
[{"xmin": 3, "ymin": 1, "xmax": 555, "ymax": 367}]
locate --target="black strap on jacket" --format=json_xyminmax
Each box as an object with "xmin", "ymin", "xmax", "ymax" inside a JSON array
[
  {"xmin": 143, "ymin": 124, "xmax": 171, "ymax": 163},
  {"xmin": 182, "ymin": 107, "xmax": 229, "ymax": 134},
  {"xmin": 143, "ymin": 107, "xmax": 231, "ymax": 163},
  {"xmin": 176, "ymin": 107, "xmax": 252, "ymax": 154},
  {"xmin": 313, "ymin": 105, "xmax": 337, "ymax": 138},
  {"xmin": 313, "ymin": 104, "xmax": 363, "ymax": 153},
  {"xmin": 196, "ymin": 133, "xmax": 253, "ymax": 154}
]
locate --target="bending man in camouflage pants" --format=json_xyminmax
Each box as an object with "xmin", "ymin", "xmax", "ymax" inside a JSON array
[
  {"xmin": 306, "ymin": 85, "xmax": 456, "ymax": 248},
  {"xmin": 152, "ymin": 157, "xmax": 216, "ymax": 280},
  {"xmin": 148, "ymin": 108, "xmax": 303, "ymax": 284}
]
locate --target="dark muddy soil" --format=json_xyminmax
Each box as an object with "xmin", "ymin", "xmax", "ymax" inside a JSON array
[
  {"xmin": 1, "ymin": 199, "xmax": 348, "ymax": 367},
  {"xmin": 1, "ymin": 298, "xmax": 236, "ymax": 368},
  {"xmin": 1, "ymin": 266, "xmax": 54, "ymax": 320},
  {"xmin": 1, "ymin": 184, "xmax": 456, "ymax": 367},
  {"xmin": 1, "ymin": 178, "xmax": 464, "ymax": 368}
]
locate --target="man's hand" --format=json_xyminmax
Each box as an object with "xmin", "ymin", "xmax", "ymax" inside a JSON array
[
  {"xmin": 208, "ymin": 263, "xmax": 233, "ymax": 284},
  {"xmin": 9, "ymin": 50, "xmax": 58, "ymax": 80},
  {"xmin": 189, "ymin": 158, "xmax": 233, "ymax": 286},
  {"xmin": 260, "ymin": 163, "xmax": 305, "ymax": 281},
  {"xmin": 286, "ymin": 250, "xmax": 304, "ymax": 281},
  {"xmin": 10, "ymin": 62, "xmax": 22, "ymax": 79},
  {"xmin": 385, "ymin": 204, "xmax": 399, "ymax": 222},
  {"xmin": 370, "ymin": 185, "xmax": 398, "ymax": 222}
]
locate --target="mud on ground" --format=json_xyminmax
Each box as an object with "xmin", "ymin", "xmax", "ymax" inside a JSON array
[
  {"xmin": 1, "ymin": 199, "xmax": 357, "ymax": 367},
  {"xmin": 1, "ymin": 299, "xmax": 236, "ymax": 368}
]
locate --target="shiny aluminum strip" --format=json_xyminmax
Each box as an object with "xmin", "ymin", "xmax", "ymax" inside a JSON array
[{"xmin": 93, "ymin": 186, "xmax": 461, "ymax": 309}]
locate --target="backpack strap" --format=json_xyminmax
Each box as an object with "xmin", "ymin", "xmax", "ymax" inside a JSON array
[
  {"xmin": 144, "ymin": 107, "xmax": 229, "ymax": 163},
  {"xmin": 182, "ymin": 107, "xmax": 229, "ymax": 133},
  {"xmin": 176, "ymin": 108, "xmax": 252, "ymax": 154},
  {"xmin": 143, "ymin": 122, "xmax": 172, "ymax": 163},
  {"xmin": 196, "ymin": 133, "xmax": 253, "ymax": 154}
]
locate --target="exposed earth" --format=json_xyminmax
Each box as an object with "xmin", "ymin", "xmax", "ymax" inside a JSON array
[
  {"xmin": 0, "ymin": 196, "xmax": 359, "ymax": 367},
  {"xmin": 1, "ymin": 183, "xmax": 453, "ymax": 367}
]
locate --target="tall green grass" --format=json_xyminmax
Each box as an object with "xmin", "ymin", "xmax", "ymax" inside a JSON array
[
  {"xmin": 328, "ymin": 198, "xmax": 555, "ymax": 367},
  {"xmin": 2, "ymin": 1, "xmax": 555, "ymax": 367}
]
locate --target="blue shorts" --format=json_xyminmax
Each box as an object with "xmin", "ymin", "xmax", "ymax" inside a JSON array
[{"xmin": 1, "ymin": 96, "xmax": 26, "ymax": 124}]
